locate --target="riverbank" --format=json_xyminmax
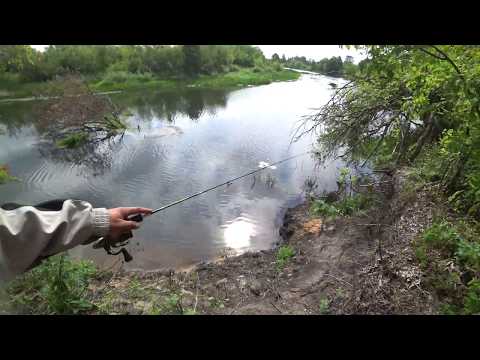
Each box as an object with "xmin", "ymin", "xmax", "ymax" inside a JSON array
[
  {"xmin": 0, "ymin": 69, "xmax": 301, "ymax": 101},
  {"xmin": 1, "ymin": 167, "xmax": 466, "ymax": 314},
  {"xmin": 81, "ymin": 168, "xmax": 444, "ymax": 315}
]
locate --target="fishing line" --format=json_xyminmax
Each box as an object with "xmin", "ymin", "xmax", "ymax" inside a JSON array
[{"xmin": 94, "ymin": 151, "xmax": 312, "ymax": 261}]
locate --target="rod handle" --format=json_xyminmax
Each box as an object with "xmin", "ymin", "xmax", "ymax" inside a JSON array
[{"xmin": 127, "ymin": 213, "xmax": 144, "ymax": 222}]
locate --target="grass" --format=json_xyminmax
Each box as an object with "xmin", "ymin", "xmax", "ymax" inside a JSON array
[
  {"xmin": 0, "ymin": 73, "xmax": 50, "ymax": 99},
  {"xmin": 1, "ymin": 69, "xmax": 301, "ymax": 100},
  {"xmin": 318, "ymin": 298, "xmax": 330, "ymax": 314},
  {"xmin": 147, "ymin": 293, "xmax": 197, "ymax": 315},
  {"xmin": 276, "ymin": 245, "xmax": 295, "ymax": 270},
  {"xmin": 415, "ymin": 219, "xmax": 480, "ymax": 314},
  {"xmin": 4, "ymin": 254, "xmax": 97, "ymax": 314}
]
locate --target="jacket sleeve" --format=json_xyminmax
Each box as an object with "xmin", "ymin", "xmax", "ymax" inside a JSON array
[{"xmin": 0, "ymin": 199, "xmax": 110, "ymax": 279}]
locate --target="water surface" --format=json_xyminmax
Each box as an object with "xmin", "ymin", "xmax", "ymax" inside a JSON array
[{"xmin": 0, "ymin": 74, "xmax": 345, "ymax": 271}]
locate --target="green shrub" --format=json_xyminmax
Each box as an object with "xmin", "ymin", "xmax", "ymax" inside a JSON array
[
  {"xmin": 276, "ymin": 245, "xmax": 295, "ymax": 269},
  {"xmin": 422, "ymin": 221, "xmax": 461, "ymax": 252},
  {"xmin": 464, "ymin": 280, "xmax": 480, "ymax": 314},
  {"xmin": 310, "ymin": 199, "xmax": 340, "ymax": 217},
  {"xmin": 439, "ymin": 303, "xmax": 462, "ymax": 315},
  {"xmin": 310, "ymin": 194, "xmax": 371, "ymax": 218},
  {"xmin": 336, "ymin": 194, "xmax": 371, "ymax": 216},
  {"xmin": 6, "ymin": 254, "xmax": 97, "ymax": 314},
  {"xmin": 318, "ymin": 298, "xmax": 330, "ymax": 314},
  {"xmin": 455, "ymin": 240, "xmax": 480, "ymax": 271}
]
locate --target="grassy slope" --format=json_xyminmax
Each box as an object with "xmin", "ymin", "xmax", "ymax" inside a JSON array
[{"xmin": 0, "ymin": 69, "xmax": 301, "ymax": 99}]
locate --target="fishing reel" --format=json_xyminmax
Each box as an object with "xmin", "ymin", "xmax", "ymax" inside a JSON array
[
  {"xmin": 93, "ymin": 232, "xmax": 133, "ymax": 262},
  {"xmin": 92, "ymin": 213, "xmax": 144, "ymax": 262}
]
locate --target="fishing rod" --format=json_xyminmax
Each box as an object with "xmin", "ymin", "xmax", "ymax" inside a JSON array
[{"xmin": 93, "ymin": 151, "xmax": 311, "ymax": 261}]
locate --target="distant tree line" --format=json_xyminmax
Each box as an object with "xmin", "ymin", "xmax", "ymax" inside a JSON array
[
  {"xmin": 271, "ymin": 53, "xmax": 359, "ymax": 78},
  {"xmin": 0, "ymin": 45, "xmax": 276, "ymax": 83}
]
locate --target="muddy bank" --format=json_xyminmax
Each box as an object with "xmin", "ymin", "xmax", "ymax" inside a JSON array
[{"xmin": 88, "ymin": 170, "xmax": 440, "ymax": 314}]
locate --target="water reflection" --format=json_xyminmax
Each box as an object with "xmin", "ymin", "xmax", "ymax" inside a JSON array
[
  {"xmin": 222, "ymin": 217, "xmax": 256, "ymax": 250},
  {"xmin": 112, "ymin": 88, "xmax": 229, "ymax": 123}
]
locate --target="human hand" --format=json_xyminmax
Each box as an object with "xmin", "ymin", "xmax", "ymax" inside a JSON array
[{"xmin": 107, "ymin": 207, "xmax": 152, "ymax": 242}]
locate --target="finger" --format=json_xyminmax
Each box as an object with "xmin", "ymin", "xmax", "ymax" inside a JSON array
[
  {"xmin": 120, "ymin": 207, "xmax": 153, "ymax": 216},
  {"xmin": 121, "ymin": 220, "xmax": 140, "ymax": 231}
]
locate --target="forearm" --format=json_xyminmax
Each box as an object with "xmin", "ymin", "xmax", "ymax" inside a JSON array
[{"xmin": 0, "ymin": 199, "xmax": 110, "ymax": 279}]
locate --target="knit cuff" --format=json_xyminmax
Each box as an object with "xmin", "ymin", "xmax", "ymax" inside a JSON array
[{"xmin": 92, "ymin": 208, "xmax": 110, "ymax": 237}]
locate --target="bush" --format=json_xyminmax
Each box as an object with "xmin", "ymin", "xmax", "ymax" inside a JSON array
[
  {"xmin": 310, "ymin": 199, "xmax": 340, "ymax": 217},
  {"xmin": 6, "ymin": 254, "xmax": 97, "ymax": 314},
  {"xmin": 422, "ymin": 221, "xmax": 461, "ymax": 252},
  {"xmin": 418, "ymin": 220, "xmax": 480, "ymax": 314},
  {"xmin": 455, "ymin": 239, "xmax": 480, "ymax": 271},
  {"xmin": 276, "ymin": 245, "xmax": 295, "ymax": 269},
  {"xmin": 335, "ymin": 194, "xmax": 371, "ymax": 216},
  {"xmin": 310, "ymin": 194, "xmax": 371, "ymax": 218},
  {"xmin": 464, "ymin": 280, "xmax": 480, "ymax": 314}
]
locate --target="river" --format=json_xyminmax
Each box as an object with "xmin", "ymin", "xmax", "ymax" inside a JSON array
[{"xmin": 0, "ymin": 74, "xmax": 345, "ymax": 271}]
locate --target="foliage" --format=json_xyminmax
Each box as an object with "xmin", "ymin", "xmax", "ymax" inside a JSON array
[
  {"xmin": 183, "ymin": 45, "xmax": 202, "ymax": 77},
  {"xmin": 417, "ymin": 219, "xmax": 480, "ymax": 314},
  {"xmin": 279, "ymin": 54, "xmax": 357, "ymax": 78},
  {"xmin": 0, "ymin": 45, "xmax": 276, "ymax": 83},
  {"xmin": 422, "ymin": 221, "xmax": 461, "ymax": 252},
  {"xmin": 464, "ymin": 280, "xmax": 480, "ymax": 314},
  {"xmin": 310, "ymin": 167, "xmax": 373, "ymax": 218},
  {"xmin": 0, "ymin": 165, "xmax": 18, "ymax": 184},
  {"xmin": 310, "ymin": 199, "xmax": 340, "ymax": 217},
  {"xmin": 318, "ymin": 298, "xmax": 330, "ymax": 314},
  {"xmin": 276, "ymin": 245, "xmax": 295, "ymax": 269},
  {"xmin": 297, "ymin": 45, "xmax": 480, "ymax": 222},
  {"xmin": 56, "ymin": 132, "xmax": 89, "ymax": 149},
  {"xmin": 6, "ymin": 254, "xmax": 97, "ymax": 314}
]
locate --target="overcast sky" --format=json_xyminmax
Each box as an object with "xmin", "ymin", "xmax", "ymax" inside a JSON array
[
  {"xmin": 31, "ymin": 45, "xmax": 366, "ymax": 63},
  {"xmin": 256, "ymin": 45, "xmax": 365, "ymax": 63}
]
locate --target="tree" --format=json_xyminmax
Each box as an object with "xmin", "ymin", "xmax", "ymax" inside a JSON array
[
  {"xmin": 0, "ymin": 45, "xmax": 37, "ymax": 74},
  {"xmin": 295, "ymin": 45, "xmax": 480, "ymax": 217},
  {"xmin": 182, "ymin": 45, "xmax": 202, "ymax": 77},
  {"xmin": 272, "ymin": 53, "xmax": 280, "ymax": 62}
]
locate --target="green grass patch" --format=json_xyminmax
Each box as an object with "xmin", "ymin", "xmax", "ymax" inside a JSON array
[
  {"xmin": 4, "ymin": 254, "xmax": 97, "ymax": 314},
  {"xmin": 416, "ymin": 219, "xmax": 480, "ymax": 314},
  {"xmin": 1, "ymin": 69, "xmax": 301, "ymax": 99},
  {"xmin": 191, "ymin": 69, "xmax": 300, "ymax": 89},
  {"xmin": 318, "ymin": 298, "xmax": 330, "ymax": 314},
  {"xmin": 276, "ymin": 245, "xmax": 295, "ymax": 270}
]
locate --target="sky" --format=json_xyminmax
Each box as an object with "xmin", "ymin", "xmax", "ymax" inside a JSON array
[
  {"xmin": 256, "ymin": 45, "xmax": 366, "ymax": 63},
  {"xmin": 31, "ymin": 45, "xmax": 366, "ymax": 63}
]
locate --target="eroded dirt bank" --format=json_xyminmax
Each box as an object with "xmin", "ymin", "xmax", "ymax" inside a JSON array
[{"xmin": 88, "ymin": 170, "xmax": 440, "ymax": 314}]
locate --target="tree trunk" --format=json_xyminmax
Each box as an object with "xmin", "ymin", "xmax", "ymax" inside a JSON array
[{"xmin": 409, "ymin": 112, "xmax": 434, "ymax": 163}]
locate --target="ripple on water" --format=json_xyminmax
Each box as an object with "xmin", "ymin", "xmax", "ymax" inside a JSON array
[{"xmin": 24, "ymin": 161, "xmax": 51, "ymax": 187}]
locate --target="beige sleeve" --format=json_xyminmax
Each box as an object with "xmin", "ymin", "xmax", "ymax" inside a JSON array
[{"xmin": 0, "ymin": 199, "xmax": 110, "ymax": 280}]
